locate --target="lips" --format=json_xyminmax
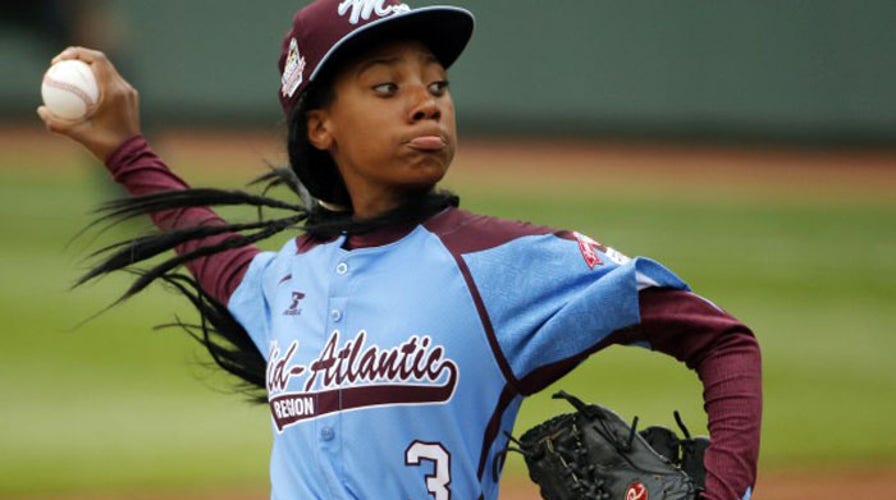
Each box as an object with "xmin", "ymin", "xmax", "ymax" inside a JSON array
[{"xmin": 408, "ymin": 135, "xmax": 447, "ymax": 151}]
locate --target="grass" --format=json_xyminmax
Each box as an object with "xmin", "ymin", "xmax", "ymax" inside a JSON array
[
  {"xmin": 1, "ymin": 136, "xmax": 894, "ymax": 495},
  {"xmin": 0, "ymin": 167, "xmax": 271, "ymax": 495}
]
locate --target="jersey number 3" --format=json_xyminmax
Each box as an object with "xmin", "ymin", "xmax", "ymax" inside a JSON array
[{"xmin": 405, "ymin": 440, "xmax": 451, "ymax": 500}]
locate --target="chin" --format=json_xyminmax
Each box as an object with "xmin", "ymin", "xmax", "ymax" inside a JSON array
[
  {"xmin": 398, "ymin": 173, "xmax": 444, "ymax": 196},
  {"xmin": 407, "ymin": 160, "xmax": 449, "ymax": 183}
]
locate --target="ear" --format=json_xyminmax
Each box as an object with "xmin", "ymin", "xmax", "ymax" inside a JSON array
[{"xmin": 306, "ymin": 109, "xmax": 333, "ymax": 151}]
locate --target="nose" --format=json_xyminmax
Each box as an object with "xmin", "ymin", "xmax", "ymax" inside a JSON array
[{"xmin": 408, "ymin": 86, "xmax": 441, "ymax": 122}]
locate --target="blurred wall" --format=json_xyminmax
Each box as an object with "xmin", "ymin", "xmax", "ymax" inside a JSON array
[{"xmin": 3, "ymin": 0, "xmax": 895, "ymax": 144}]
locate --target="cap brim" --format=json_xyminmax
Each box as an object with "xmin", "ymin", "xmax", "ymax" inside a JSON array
[{"xmin": 309, "ymin": 6, "xmax": 475, "ymax": 84}]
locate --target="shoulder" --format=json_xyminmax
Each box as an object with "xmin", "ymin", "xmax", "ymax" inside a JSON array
[{"xmin": 422, "ymin": 207, "xmax": 568, "ymax": 254}]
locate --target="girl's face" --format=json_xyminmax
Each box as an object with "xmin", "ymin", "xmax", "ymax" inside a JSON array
[{"xmin": 306, "ymin": 40, "xmax": 457, "ymax": 217}]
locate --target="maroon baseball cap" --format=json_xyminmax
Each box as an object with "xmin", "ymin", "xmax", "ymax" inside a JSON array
[{"xmin": 277, "ymin": 0, "xmax": 474, "ymax": 115}]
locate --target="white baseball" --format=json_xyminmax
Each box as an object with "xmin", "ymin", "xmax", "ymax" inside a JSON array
[{"xmin": 41, "ymin": 59, "xmax": 100, "ymax": 120}]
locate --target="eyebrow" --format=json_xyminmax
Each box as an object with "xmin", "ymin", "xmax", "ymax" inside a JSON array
[
  {"xmin": 356, "ymin": 56, "xmax": 402, "ymax": 74},
  {"xmin": 355, "ymin": 52, "xmax": 440, "ymax": 76}
]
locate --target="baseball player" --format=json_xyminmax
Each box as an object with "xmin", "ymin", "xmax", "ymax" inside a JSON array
[{"xmin": 38, "ymin": 1, "xmax": 762, "ymax": 499}]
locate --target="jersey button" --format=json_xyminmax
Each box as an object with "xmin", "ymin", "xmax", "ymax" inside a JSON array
[
  {"xmin": 320, "ymin": 426, "xmax": 335, "ymax": 441},
  {"xmin": 330, "ymin": 309, "xmax": 342, "ymax": 322},
  {"xmin": 336, "ymin": 262, "xmax": 349, "ymax": 275}
]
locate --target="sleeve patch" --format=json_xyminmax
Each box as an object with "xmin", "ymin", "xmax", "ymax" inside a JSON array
[
  {"xmin": 573, "ymin": 231, "xmax": 631, "ymax": 269},
  {"xmin": 573, "ymin": 231, "xmax": 605, "ymax": 269}
]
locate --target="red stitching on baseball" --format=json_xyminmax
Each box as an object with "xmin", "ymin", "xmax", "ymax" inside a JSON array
[{"xmin": 43, "ymin": 76, "xmax": 97, "ymax": 113}]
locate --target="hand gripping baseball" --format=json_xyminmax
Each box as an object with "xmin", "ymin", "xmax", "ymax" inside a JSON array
[{"xmin": 37, "ymin": 47, "xmax": 141, "ymax": 162}]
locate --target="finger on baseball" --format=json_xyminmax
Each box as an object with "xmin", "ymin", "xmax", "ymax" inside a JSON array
[
  {"xmin": 37, "ymin": 105, "xmax": 55, "ymax": 126},
  {"xmin": 52, "ymin": 48, "xmax": 132, "ymax": 112},
  {"xmin": 54, "ymin": 47, "xmax": 128, "ymax": 95},
  {"xmin": 52, "ymin": 46, "xmax": 107, "ymax": 65},
  {"xmin": 37, "ymin": 106, "xmax": 79, "ymax": 134},
  {"xmin": 51, "ymin": 47, "xmax": 106, "ymax": 80},
  {"xmin": 37, "ymin": 106, "xmax": 70, "ymax": 134},
  {"xmin": 51, "ymin": 46, "xmax": 82, "ymax": 64}
]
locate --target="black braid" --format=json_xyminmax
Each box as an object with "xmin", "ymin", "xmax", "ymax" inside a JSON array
[
  {"xmin": 76, "ymin": 175, "xmax": 308, "ymax": 403},
  {"xmin": 83, "ymin": 212, "xmax": 307, "ymax": 303},
  {"xmin": 153, "ymin": 272, "xmax": 268, "ymax": 403}
]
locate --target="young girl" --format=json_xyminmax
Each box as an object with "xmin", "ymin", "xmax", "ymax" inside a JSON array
[{"xmin": 38, "ymin": 1, "xmax": 761, "ymax": 499}]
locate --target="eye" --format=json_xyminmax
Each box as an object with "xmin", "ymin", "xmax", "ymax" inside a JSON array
[
  {"xmin": 372, "ymin": 82, "xmax": 398, "ymax": 96},
  {"xmin": 428, "ymin": 80, "xmax": 450, "ymax": 96}
]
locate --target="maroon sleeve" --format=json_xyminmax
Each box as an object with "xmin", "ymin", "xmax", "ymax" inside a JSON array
[
  {"xmin": 103, "ymin": 134, "xmax": 260, "ymax": 305},
  {"xmin": 636, "ymin": 288, "xmax": 761, "ymax": 500}
]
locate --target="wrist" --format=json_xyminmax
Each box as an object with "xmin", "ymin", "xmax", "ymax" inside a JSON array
[
  {"xmin": 90, "ymin": 131, "xmax": 142, "ymax": 163},
  {"xmin": 102, "ymin": 133, "xmax": 145, "ymax": 169}
]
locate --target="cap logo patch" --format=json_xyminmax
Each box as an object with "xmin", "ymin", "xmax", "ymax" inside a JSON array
[
  {"xmin": 337, "ymin": 0, "xmax": 410, "ymax": 25},
  {"xmin": 281, "ymin": 38, "xmax": 306, "ymax": 98}
]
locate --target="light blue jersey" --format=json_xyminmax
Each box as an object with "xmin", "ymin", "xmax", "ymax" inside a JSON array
[{"xmin": 228, "ymin": 207, "xmax": 688, "ymax": 499}]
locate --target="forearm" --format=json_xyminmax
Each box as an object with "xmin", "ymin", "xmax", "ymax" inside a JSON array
[
  {"xmin": 695, "ymin": 326, "xmax": 761, "ymax": 500},
  {"xmin": 637, "ymin": 288, "xmax": 762, "ymax": 500},
  {"xmin": 104, "ymin": 134, "xmax": 259, "ymax": 303}
]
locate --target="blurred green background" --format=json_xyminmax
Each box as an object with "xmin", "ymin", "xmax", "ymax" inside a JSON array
[
  {"xmin": 2, "ymin": 0, "xmax": 896, "ymax": 143},
  {"xmin": 2, "ymin": 0, "xmax": 895, "ymax": 498}
]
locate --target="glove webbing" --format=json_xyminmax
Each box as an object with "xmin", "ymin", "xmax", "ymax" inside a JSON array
[{"xmin": 506, "ymin": 413, "xmax": 611, "ymax": 499}]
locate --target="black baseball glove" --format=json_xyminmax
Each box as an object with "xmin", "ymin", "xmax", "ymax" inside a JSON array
[{"xmin": 501, "ymin": 391, "xmax": 708, "ymax": 500}]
